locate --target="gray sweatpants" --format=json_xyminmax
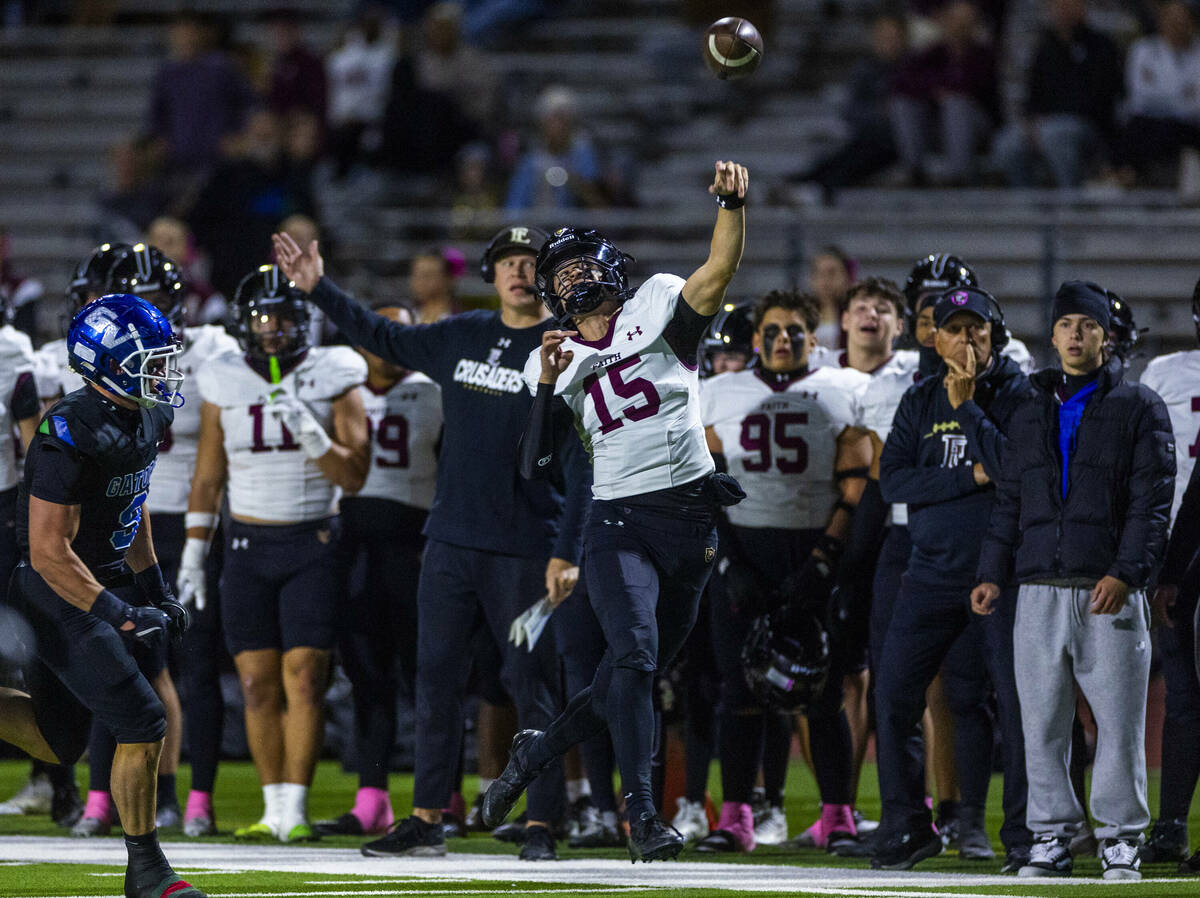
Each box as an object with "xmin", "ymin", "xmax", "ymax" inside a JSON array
[{"xmin": 1013, "ymin": 583, "xmax": 1151, "ymax": 841}]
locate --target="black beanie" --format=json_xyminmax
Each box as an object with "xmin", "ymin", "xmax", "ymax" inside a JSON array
[{"xmin": 1052, "ymin": 280, "xmax": 1110, "ymax": 332}]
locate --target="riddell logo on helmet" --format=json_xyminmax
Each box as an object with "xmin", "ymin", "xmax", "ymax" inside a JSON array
[{"xmin": 952, "ymin": 291, "xmax": 969, "ymax": 305}]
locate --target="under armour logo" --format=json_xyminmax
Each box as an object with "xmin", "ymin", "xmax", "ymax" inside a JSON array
[
  {"xmin": 231, "ymin": 538, "xmax": 249, "ymax": 550},
  {"xmin": 626, "ymin": 327, "xmax": 642, "ymax": 341}
]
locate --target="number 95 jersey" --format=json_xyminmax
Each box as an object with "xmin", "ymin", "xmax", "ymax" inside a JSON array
[
  {"xmin": 701, "ymin": 366, "xmax": 869, "ymax": 529},
  {"xmin": 196, "ymin": 346, "xmax": 367, "ymax": 522},
  {"xmin": 522, "ymin": 274, "xmax": 714, "ymax": 500}
]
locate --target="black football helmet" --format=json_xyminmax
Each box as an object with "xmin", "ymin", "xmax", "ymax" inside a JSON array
[
  {"xmin": 903, "ymin": 253, "xmax": 978, "ymax": 318},
  {"xmin": 701, "ymin": 302, "xmax": 755, "ymax": 377},
  {"xmin": 741, "ymin": 613, "xmax": 830, "ymax": 712},
  {"xmin": 534, "ymin": 227, "xmax": 635, "ymax": 327},
  {"xmin": 1192, "ymin": 276, "xmax": 1200, "ymax": 346},
  {"xmin": 104, "ymin": 242, "xmax": 186, "ymax": 328},
  {"xmin": 1106, "ymin": 289, "xmax": 1144, "ymax": 362},
  {"xmin": 480, "ymin": 225, "xmax": 548, "ymax": 283},
  {"xmin": 234, "ymin": 264, "xmax": 311, "ymax": 367},
  {"xmin": 67, "ymin": 242, "xmax": 132, "ymax": 310}
]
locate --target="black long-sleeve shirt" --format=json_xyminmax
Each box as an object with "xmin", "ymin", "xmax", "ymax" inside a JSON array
[{"xmin": 309, "ymin": 277, "xmax": 589, "ymax": 562}]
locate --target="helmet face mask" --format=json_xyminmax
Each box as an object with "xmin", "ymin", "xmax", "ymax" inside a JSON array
[
  {"xmin": 904, "ymin": 253, "xmax": 978, "ymax": 320},
  {"xmin": 535, "ymin": 228, "xmax": 634, "ymax": 327},
  {"xmin": 69, "ymin": 294, "xmax": 184, "ymax": 409},
  {"xmin": 234, "ymin": 265, "xmax": 311, "ymax": 366}
]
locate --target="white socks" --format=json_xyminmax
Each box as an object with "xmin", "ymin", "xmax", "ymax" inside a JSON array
[
  {"xmin": 277, "ymin": 783, "xmax": 309, "ymax": 838},
  {"xmin": 566, "ymin": 778, "xmax": 591, "ymax": 805},
  {"xmin": 260, "ymin": 783, "xmax": 284, "ymax": 835}
]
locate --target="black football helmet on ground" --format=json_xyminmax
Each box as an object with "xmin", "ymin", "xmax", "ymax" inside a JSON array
[
  {"xmin": 534, "ymin": 227, "xmax": 635, "ymax": 327},
  {"xmin": 104, "ymin": 242, "xmax": 186, "ymax": 327},
  {"xmin": 903, "ymin": 253, "xmax": 978, "ymax": 318},
  {"xmin": 67, "ymin": 242, "xmax": 131, "ymax": 310},
  {"xmin": 234, "ymin": 264, "xmax": 311, "ymax": 368},
  {"xmin": 741, "ymin": 613, "xmax": 830, "ymax": 712}
]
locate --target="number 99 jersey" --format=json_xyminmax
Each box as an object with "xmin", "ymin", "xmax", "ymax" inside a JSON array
[
  {"xmin": 522, "ymin": 274, "xmax": 714, "ymax": 500},
  {"xmin": 700, "ymin": 366, "xmax": 869, "ymax": 529},
  {"xmin": 356, "ymin": 372, "xmax": 442, "ymax": 509},
  {"xmin": 196, "ymin": 346, "xmax": 367, "ymax": 522}
]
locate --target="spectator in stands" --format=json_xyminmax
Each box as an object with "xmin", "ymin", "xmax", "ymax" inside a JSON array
[
  {"xmin": 504, "ymin": 86, "xmax": 603, "ymax": 210},
  {"xmin": 148, "ymin": 10, "xmax": 256, "ymax": 180},
  {"xmin": 326, "ymin": 11, "xmax": 398, "ymax": 179},
  {"xmin": 415, "ymin": 2, "xmax": 497, "ymax": 133},
  {"xmin": 266, "ymin": 8, "xmax": 328, "ymax": 129},
  {"xmin": 1114, "ymin": 0, "xmax": 1200, "ymax": 186},
  {"xmin": 145, "ymin": 216, "xmax": 224, "ymax": 326},
  {"xmin": 451, "ymin": 142, "xmax": 501, "ymax": 214},
  {"xmin": 785, "ymin": 10, "xmax": 908, "ymax": 198},
  {"xmin": 188, "ymin": 108, "xmax": 317, "ymax": 298},
  {"xmin": 807, "ymin": 246, "xmax": 855, "ymax": 348},
  {"xmin": 889, "ymin": 0, "xmax": 999, "ymax": 185},
  {"xmin": 407, "ymin": 247, "xmax": 463, "ymax": 323},
  {"xmin": 99, "ymin": 136, "xmax": 168, "ymax": 236},
  {"xmin": 992, "ymin": 0, "xmax": 1123, "ymax": 187}
]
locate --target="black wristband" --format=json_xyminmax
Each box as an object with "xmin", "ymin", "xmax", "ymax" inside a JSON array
[
  {"xmin": 715, "ymin": 192, "xmax": 745, "ymax": 210},
  {"xmin": 91, "ymin": 589, "xmax": 131, "ymax": 629},
  {"xmin": 133, "ymin": 563, "xmax": 169, "ymax": 603}
]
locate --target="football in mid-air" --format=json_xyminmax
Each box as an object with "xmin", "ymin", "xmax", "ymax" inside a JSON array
[{"xmin": 703, "ymin": 17, "xmax": 763, "ymax": 80}]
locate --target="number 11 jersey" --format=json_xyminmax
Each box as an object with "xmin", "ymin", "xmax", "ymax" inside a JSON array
[
  {"xmin": 701, "ymin": 365, "xmax": 869, "ymax": 529},
  {"xmin": 522, "ymin": 273, "xmax": 715, "ymax": 500}
]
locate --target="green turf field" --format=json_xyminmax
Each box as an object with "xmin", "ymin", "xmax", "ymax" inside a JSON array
[{"xmin": 0, "ymin": 758, "xmax": 1195, "ymax": 897}]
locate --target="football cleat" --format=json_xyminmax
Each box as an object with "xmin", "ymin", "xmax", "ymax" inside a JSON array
[
  {"xmin": 628, "ymin": 813, "xmax": 685, "ymax": 863},
  {"xmin": 314, "ymin": 812, "xmax": 365, "ymax": 837},
  {"xmin": 183, "ymin": 813, "xmax": 217, "ymax": 838},
  {"xmin": 519, "ymin": 824, "xmax": 558, "ymax": 861},
  {"xmin": 233, "ymin": 821, "xmax": 277, "ymax": 841},
  {"xmin": 569, "ymin": 809, "xmax": 624, "ymax": 848},
  {"xmin": 0, "ymin": 775, "xmax": 52, "ymax": 815},
  {"xmin": 482, "ymin": 730, "xmax": 546, "ymax": 829},
  {"xmin": 670, "ymin": 798, "xmax": 709, "ymax": 841},
  {"xmin": 71, "ymin": 815, "xmax": 111, "ymax": 838},
  {"xmin": 125, "ymin": 872, "xmax": 207, "ymax": 898},
  {"xmin": 155, "ymin": 803, "xmax": 182, "ymax": 831}
]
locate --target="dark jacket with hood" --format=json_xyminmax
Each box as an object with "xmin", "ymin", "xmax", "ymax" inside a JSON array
[
  {"xmin": 880, "ymin": 352, "xmax": 1030, "ymax": 586},
  {"xmin": 976, "ymin": 356, "xmax": 1175, "ymax": 589}
]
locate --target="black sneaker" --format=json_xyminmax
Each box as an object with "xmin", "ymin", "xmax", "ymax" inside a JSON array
[
  {"xmin": 519, "ymin": 824, "xmax": 558, "ymax": 861},
  {"xmin": 1000, "ymin": 844, "xmax": 1031, "ymax": 873},
  {"xmin": 935, "ymin": 799, "xmax": 961, "ymax": 849},
  {"xmin": 441, "ymin": 813, "xmax": 466, "ymax": 839},
  {"xmin": 1017, "ymin": 834, "xmax": 1072, "ymax": 877},
  {"xmin": 314, "ymin": 813, "xmax": 365, "ymax": 836},
  {"xmin": 1142, "ymin": 818, "xmax": 1188, "ymax": 863},
  {"xmin": 492, "ymin": 812, "xmax": 529, "ymax": 843},
  {"xmin": 51, "ymin": 783, "xmax": 83, "ymax": 828},
  {"xmin": 482, "ymin": 730, "xmax": 546, "ymax": 829},
  {"xmin": 628, "ymin": 813, "xmax": 685, "ymax": 863},
  {"xmin": 871, "ymin": 827, "xmax": 943, "ymax": 870},
  {"xmin": 1179, "ymin": 847, "xmax": 1200, "ymax": 873},
  {"xmin": 361, "ymin": 815, "xmax": 447, "ymax": 857}
]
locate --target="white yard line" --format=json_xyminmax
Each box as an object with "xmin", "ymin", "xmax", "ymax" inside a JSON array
[{"xmin": 0, "ymin": 837, "xmax": 1161, "ymax": 895}]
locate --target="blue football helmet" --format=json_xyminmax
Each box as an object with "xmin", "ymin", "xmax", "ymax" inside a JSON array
[{"xmin": 68, "ymin": 293, "xmax": 183, "ymax": 409}]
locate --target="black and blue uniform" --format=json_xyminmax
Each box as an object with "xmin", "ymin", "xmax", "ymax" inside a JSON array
[
  {"xmin": 307, "ymin": 277, "xmax": 589, "ymax": 823},
  {"xmin": 8, "ymin": 388, "xmax": 171, "ymax": 761},
  {"xmin": 877, "ymin": 354, "xmax": 1031, "ymax": 850}
]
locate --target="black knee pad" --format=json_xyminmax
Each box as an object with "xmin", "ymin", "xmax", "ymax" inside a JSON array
[{"xmin": 104, "ymin": 676, "xmax": 166, "ymax": 745}]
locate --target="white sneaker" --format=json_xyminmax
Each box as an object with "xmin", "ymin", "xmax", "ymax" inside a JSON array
[
  {"xmin": 754, "ymin": 806, "xmax": 788, "ymax": 845},
  {"xmin": 671, "ymin": 797, "xmax": 709, "ymax": 841},
  {"xmin": 1100, "ymin": 838, "xmax": 1141, "ymax": 880},
  {"xmin": 1018, "ymin": 835, "xmax": 1073, "ymax": 877},
  {"xmin": 0, "ymin": 775, "xmax": 52, "ymax": 815}
]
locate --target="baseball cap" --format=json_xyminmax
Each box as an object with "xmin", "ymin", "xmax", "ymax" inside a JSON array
[{"xmin": 933, "ymin": 287, "xmax": 997, "ymax": 328}]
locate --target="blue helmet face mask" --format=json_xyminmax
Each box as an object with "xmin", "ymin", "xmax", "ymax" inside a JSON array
[
  {"xmin": 68, "ymin": 293, "xmax": 184, "ymax": 409},
  {"xmin": 534, "ymin": 228, "xmax": 635, "ymax": 328}
]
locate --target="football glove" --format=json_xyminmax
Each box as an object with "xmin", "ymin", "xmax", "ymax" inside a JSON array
[
  {"xmin": 91, "ymin": 590, "xmax": 169, "ymax": 652},
  {"xmin": 158, "ymin": 598, "xmax": 191, "ymax": 642},
  {"xmin": 270, "ymin": 394, "xmax": 332, "ymax": 459},
  {"xmin": 176, "ymin": 537, "xmax": 208, "ymax": 611},
  {"xmin": 776, "ymin": 535, "xmax": 844, "ymax": 626}
]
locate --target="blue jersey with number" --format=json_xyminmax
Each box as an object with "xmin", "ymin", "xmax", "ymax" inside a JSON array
[
  {"xmin": 17, "ymin": 387, "xmax": 171, "ymax": 582},
  {"xmin": 523, "ymin": 274, "xmax": 715, "ymax": 500}
]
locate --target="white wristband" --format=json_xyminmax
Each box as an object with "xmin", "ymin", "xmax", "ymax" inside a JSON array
[
  {"xmin": 185, "ymin": 512, "xmax": 218, "ymax": 532},
  {"xmin": 298, "ymin": 426, "xmax": 334, "ymax": 459}
]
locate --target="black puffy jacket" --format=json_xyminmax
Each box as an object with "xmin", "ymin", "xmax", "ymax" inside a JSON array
[{"xmin": 977, "ymin": 356, "xmax": 1175, "ymax": 589}]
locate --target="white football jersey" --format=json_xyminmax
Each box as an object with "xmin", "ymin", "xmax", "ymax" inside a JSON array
[
  {"xmin": 522, "ymin": 274, "xmax": 714, "ymax": 500},
  {"xmin": 701, "ymin": 366, "xmax": 869, "ymax": 529},
  {"xmin": 0, "ymin": 326, "xmax": 36, "ymax": 491},
  {"xmin": 34, "ymin": 337, "xmax": 83, "ymax": 401},
  {"xmin": 197, "ymin": 346, "xmax": 368, "ymax": 523},
  {"xmin": 357, "ymin": 372, "xmax": 442, "ymax": 509},
  {"xmin": 1140, "ymin": 348, "xmax": 1200, "ymax": 524},
  {"xmin": 147, "ymin": 325, "xmax": 240, "ymax": 515}
]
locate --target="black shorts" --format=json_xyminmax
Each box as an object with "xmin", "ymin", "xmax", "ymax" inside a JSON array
[
  {"xmin": 220, "ymin": 516, "xmax": 341, "ymax": 655},
  {"xmin": 8, "ymin": 563, "xmax": 165, "ymax": 756}
]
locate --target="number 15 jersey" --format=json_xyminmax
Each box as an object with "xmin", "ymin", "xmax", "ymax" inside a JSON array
[
  {"xmin": 701, "ymin": 366, "xmax": 869, "ymax": 529},
  {"xmin": 522, "ymin": 274, "xmax": 714, "ymax": 500}
]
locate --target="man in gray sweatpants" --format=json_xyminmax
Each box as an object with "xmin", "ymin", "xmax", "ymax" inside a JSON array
[{"xmin": 972, "ymin": 281, "xmax": 1175, "ymax": 882}]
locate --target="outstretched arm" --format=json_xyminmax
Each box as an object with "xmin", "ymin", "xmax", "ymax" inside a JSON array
[{"xmin": 681, "ymin": 161, "xmax": 747, "ymax": 318}]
